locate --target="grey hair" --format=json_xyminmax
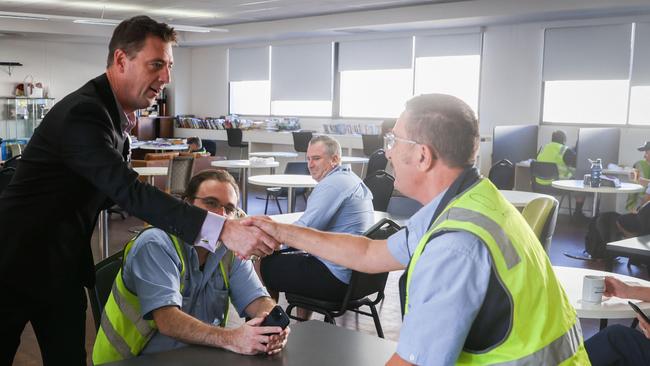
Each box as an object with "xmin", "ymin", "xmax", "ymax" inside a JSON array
[
  {"xmin": 309, "ymin": 135, "xmax": 342, "ymax": 161},
  {"xmin": 403, "ymin": 93, "xmax": 479, "ymax": 168}
]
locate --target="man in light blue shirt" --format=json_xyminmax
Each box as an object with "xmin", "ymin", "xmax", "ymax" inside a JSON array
[{"xmin": 259, "ymin": 135, "xmax": 374, "ymax": 318}]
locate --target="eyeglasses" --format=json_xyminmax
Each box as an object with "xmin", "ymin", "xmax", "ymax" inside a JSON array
[
  {"xmin": 383, "ymin": 132, "xmax": 418, "ymax": 151},
  {"xmin": 192, "ymin": 196, "xmax": 236, "ymax": 216}
]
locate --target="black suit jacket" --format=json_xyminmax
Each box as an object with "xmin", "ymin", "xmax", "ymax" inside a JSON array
[{"xmin": 0, "ymin": 74, "xmax": 206, "ymax": 302}]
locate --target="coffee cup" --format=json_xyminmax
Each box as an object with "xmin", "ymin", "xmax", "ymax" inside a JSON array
[{"xmin": 582, "ymin": 275, "xmax": 605, "ymax": 304}]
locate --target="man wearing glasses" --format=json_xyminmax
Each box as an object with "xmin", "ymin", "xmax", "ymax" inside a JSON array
[
  {"xmin": 93, "ymin": 170, "xmax": 290, "ymax": 364},
  {"xmin": 245, "ymin": 94, "xmax": 589, "ymax": 365}
]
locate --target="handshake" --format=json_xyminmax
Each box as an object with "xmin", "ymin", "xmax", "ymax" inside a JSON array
[{"xmin": 219, "ymin": 216, "xmax": 289, "ymax": 260}]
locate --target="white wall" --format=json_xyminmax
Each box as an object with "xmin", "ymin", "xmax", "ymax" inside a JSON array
[{"xmin": 189, "ymin": 45, "xmax": 228, "ymax": 117}]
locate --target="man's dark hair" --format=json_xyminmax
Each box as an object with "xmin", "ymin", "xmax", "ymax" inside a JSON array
[
  {"xmin": 403, "ymin": 94, "xmax": 479, "ymax": 168},
  {"xmin": 182, "ymin": 169, "xmax": 240, "ymax": 202},
  {"xmin": 551, "ymin": 130, "xmax": 567, "ymax": 145},
  {"xmin": 107, "ymin": 15, "xmax": 177, "ymax": 67}
]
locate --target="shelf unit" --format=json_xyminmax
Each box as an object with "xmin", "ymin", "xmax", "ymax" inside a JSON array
[{"xmin": 1, "ymin": 97, "xmax": 54, "ymax": 159}]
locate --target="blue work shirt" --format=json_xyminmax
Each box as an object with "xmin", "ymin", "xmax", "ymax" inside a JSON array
[
  {"xmin": 387, "ymin": 190, "xmax": 492, "ymax": 365},
  {"xmin": 295, "ymin": 165, "xmax": 374, "ymax": 283},
  {"xmin": 121, "ymin": 229, "xmax": 269, "ymax": 354}
]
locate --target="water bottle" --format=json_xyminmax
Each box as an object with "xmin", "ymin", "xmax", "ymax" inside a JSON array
[{"xmin": 589, "ymin": 158, "xmax": 603, "ymax": 187}]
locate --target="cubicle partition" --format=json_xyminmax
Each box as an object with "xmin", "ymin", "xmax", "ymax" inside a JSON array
[
  {"xmin": 492, "ymin": 125, "xmax": 539, "ymax": 165},
  {"xmin": 576, "ymin": 128, "xmax": 620, "ymax": 177}
]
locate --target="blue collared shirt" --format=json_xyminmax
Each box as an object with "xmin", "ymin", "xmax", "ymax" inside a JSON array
[
  {"xmin": 121, "ymin": 229, "xmax": 269, "ymax": 354},
  {"xmin": 295, "ymin": 165, "xmax": 374, "ymax": 283},
  {"xmin": 387, "ymin": 190, "xmax": 492, "ymax": 365}
]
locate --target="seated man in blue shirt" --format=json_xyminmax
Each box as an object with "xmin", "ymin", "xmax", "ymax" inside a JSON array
[
  {"xmin": 93, "ymin": 169, "xmax": 290, "ymax": 364},
  {"xmin": 259, "ymin": 135, "xmax": 374, "ymax": 319}
]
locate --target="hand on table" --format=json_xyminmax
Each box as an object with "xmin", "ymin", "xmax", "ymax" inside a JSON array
[
  {"xmin": 220, "ymin": 218, "xmax": 279, "ymax": 259},
  {"xmin": 225, "ymin": 316, "xmax": 286, "ymax": 355},
  {"xmin": 603, "ymin": 276, "xmax": 632, "ymax": 298}
]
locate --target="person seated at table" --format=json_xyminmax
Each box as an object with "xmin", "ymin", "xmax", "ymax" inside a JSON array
[
  {"xmin": 536, "ymin": 130, "xmax": 586, "ymax": 218},
  {"xmin": 258, "ymin": 135, "xmax": 374, "ymax": 319},
  {"xmin": 627, "ymin": 141, "xmax": 650, "ymax": 211},
  {"xmin": 92, "ymin": 169, "xmax": 290, "ymax": 365},
  {"xmin": 616, "ymin": 200, "xmax": 650, "ymax": 238},
  {"xmin": 187, "ymin": 136, "xmax": 208, "ymax": 155},
  {"xmin": 585, "ymin": 276, "xmax": 650, "ymax": 366}
]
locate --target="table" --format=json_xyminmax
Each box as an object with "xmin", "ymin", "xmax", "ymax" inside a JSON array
[
  {"xmin": 341, "ymin": 156, "xmax": 369, "ymax": 177},
  {"xmin": 248, "ymin": 174, "xmax": 317, "ymax": 213},
  {"xmin": 553, "ymin": 266, "xmax": 650, "ymax": 329},
  {"xmin": 271, "ymin": 210, "xmax": 407, "ymax": 227},
  {"xmin": 104, "ymin": 320, "xmax": 397, "ymax": 366},
  {"xmin": 551, "ymin": 180, "xmax": 644, "ymax": 216},
  {"xmin": 249, "ymin": 151, "xmax": 299, "ymax": 159},
  {"xmin": 607, "ymin": 234, "xmax": 650, "ymax": 260},
  {"xmin": 138, "ymin": 143, "xmax": 189, "ymax": 151},
  {"xmin": 96, "ymin": 166, "xmax": 168, "ymax": 260},
  {"xmin": 498, "ymin": 190, "xmax": 554, "ymax": 208},
  {"xmin": 211, "ymin": 159, "xmax": 280, "ymax": 211}
]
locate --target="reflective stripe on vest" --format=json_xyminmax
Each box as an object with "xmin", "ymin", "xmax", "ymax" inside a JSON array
[
  {"xmin": 536, "ymin": 142, "xmax": 573, "ymax": 185},
  {"xmin": 404, "ymin": 178, "xmax": 590, "ymax": 365},
  {"xmin": 92, "ymin": 230, "xmax": 234, "ymax": 365}
]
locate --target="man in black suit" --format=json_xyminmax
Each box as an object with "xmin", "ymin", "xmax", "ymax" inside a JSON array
[{"xmin": 0, "ymin": 16, "xmax": 278, "ymax": 365}]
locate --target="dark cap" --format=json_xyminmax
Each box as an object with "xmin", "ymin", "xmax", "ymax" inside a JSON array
[{"xmin": 637, "ymin": 141, "xmax": 650, "ymax": 151}]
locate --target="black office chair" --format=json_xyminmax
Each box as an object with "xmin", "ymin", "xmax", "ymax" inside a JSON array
[
  {"xmin": 285, "ymin": 218, "xmax": 401, "ymax": 338},
  {"xmin": 0, "ymin": 167, "xmax": 16, "ymax": 195},
  {"xmin": 202, "ymin": 139, "xmax": 217, "ymax": 156},
  {"xmin": 363, "ymin": 170, "xmax": 395, "ymax": 212},
  {"xmin": 530, "ymin": 160, "xmax": 572, "ymax": 214},
  {"xmin": 226, "ymin": 128, "xmax": 249, "ymax": 159},
  {"xmin": 292, "ymin": 131, "xmax": 313, "ymax": 153},
  {"xmin": 88, "ymin": 250, "xmax": 124, "ymax": 331},
  {"xmin": 265, "ymin": 162, "xmax": 310, "ymax": 214},
  {"xmin": 361, "ymin": 134, "xmax": 383, "ymax": 157},
  {"xmin": 365, "ymin": 149, "xmax": 388, "ymax": 179},
  {"xmin": 488, "ymin": 159, "xmax": 515, "ymax": 190}
]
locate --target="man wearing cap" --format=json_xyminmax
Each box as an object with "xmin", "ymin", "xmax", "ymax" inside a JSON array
[{"xmin": 627, "ymin": 141, "xmax": 650, "ymax": 211}]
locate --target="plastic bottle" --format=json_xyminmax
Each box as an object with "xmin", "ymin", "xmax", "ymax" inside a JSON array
[{"xmin": 589, "ymin": 158, "xmax": 603, "ymax": 187}]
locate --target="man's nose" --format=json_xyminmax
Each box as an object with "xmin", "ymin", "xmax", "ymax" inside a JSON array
[{"xmin": 160, "ymin": 67, "xmax": 171, "ymax": 84}]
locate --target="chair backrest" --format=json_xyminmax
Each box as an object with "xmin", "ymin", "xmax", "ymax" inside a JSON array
[
  {"xmin": 88, "ymin": 250, "xmax": 124, "ymax": 331},
  {"xmin": 361, "ymin": 134, "xmax": 383, "ymax": 157},
  {"xmin": 202, "ymin": 139, "xmax": 217, "ymax": 156},
  {"xmin": 144, "ymin": 152, "xmax": 179, "ymax": 161},
  {"xmin": 292, "ymin": 131, "xmax": 313, "ymax": 153},
  {"xmin": 0, "ymin": 167, "xmax": 16, "ymax": 195},
  {"xmin": 521, "ymin": 196, "xmax": 559, "ymax": 252},
  {"xmin": 283, "ymin": 162, "xmax": 310, "ymax": 196},
  {"xmin": 363, "ymin": 170, "xmax": 395, "ymax": 212},
  {"xmin": 226, "ymin": 128, "xmax": 246, "ymax": 147},
  {"xmin": 488, "ymin": 159, "xmax": 515, "ymax": 190},
  {"xmin": 166, "ymin": 155, "xmax": 195, "ymax": 196},
  {"xmin": 530, "ymin": 160, "xmax": 559, "ymax": 192},
  {"xmin": 345, "ymin": 219, "xmax": 401, "ymax": 302},
  {"xmin": 365, "ymin": 149, "xmax": 388, "ymax": 179}
]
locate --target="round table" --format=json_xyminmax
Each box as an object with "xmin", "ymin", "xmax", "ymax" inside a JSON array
[
  {"xmin": 211, "ymin": 160, "xmax": 280, "ymax": 211},
  {"xmin": 553, "ymin": 266, "xmax": 650, "ymax": 328},
  {"xmin": 551, "ymin": 180, "xmax": 644, "ymax": 216},
  {"xmin": 249, "ymin": 151, "xmax": 298, "ymax": 159},
  {"xmin": 248, "ymin": 174, "xmax": 317, "ymax": 213},
  {"xmin": 498, "ymin": 190, "xmax": 554, "ymax": 208},
  {"xmin": 138, "ymin": 143, "xmax": 189, "ymax": 151}
]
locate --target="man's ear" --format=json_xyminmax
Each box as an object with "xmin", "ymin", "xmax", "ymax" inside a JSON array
[
  {"xmin": 418, "ymin": 144, "xmax": 436, "ymax": 171},
  {"xmin": 112, "ymin": 49, "xmax": 128, "ymax": 72}
]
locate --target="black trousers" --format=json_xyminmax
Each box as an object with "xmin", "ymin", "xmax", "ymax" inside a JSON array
[
  {"xmin": 585, "ymin": 324, "xmax": 650, "ymax": 366},
  {"xmin": 260, "ymin": 252, "xmax": 348, "ymax": 301},
  {"xmin": 0, "ymin": 286, "xmax": 87, "ymax": 366}
]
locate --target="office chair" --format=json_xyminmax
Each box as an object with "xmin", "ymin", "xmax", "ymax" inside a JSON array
[
  {"xmin": 226, "ymin": 128, "xmax": 249, "ymax": 159},
  {"xmin": 361, "ymin": 134, "xmax": 383, "ymax": 157},
  {"xmin": 363, "ymin": 170, "xmax": 395, "ymax": 212},
  {"xmin": 530, "ymin": 160, "xmax": 572, "ymax": 215},
  {"xmin": 488, "ymin": 159, "xmax": 515, "ymax": 190},
  {"xmin": 265, "ymin": 162, "xmax": 310, "ymax": 214},
  {"xmin": 521, "ymin": 196, "xmax": 559, "ymax": 252},
  {"xmin": 365, "ymin": 149, "xmax": 388, "ymax": 179},
  {"xmin": 284, "ymin": 218, "xmax": 401, "ymax": 338},
  {"xmin": 88, "ymin": 250, "xmax": 124, "ymax": 331},
  {"xmin": 0, "ymin": 167, "xmax": 16, "ymax": 195},
  {"xmin": 166, "ymin": 155, "xmax": 195, "ymax": 197},
  {"xmin": 292, "ymin": 131, "xmax": 313, "ymax": 153},
  {"xmin": 202, "ymin": 139, "xmax": 218, "ymax": 156}
]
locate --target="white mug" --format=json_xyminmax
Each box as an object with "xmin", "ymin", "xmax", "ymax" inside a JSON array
[{"xmin": 582, "ymin": 275, "xmax": 606, "ymax": 304}]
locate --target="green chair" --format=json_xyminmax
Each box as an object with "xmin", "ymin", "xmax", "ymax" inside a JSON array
[
  {"xmin": 521, "ymin": 196, "xmax": 559, "ymax": 253},
  {"xmin": 88, "ymin": 250, "xmax": 124, "ymax": 331}
]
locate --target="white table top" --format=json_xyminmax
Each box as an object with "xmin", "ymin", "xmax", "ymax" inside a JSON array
[
  {"xmin": 551, "ymin": 180, "xmax": 644, "ymax": 194},
  {"xmin": 138, "ymin": 143, "xmax": 189, "ymax": 151},
  {"xmin": 340, "ymin": 156, "xmax": 369, "ymax": 164},
  {"xmin": 248, "ymin": 174, "xmax": 317, "ymax": 188},
  {"xmin": 270, "ymin": 210, "xmax": 406, "ymax": 227},
  {"xmin": 132, "ymin": 167, "xmax": 168, "ymax": 176},
  {"xmin": 211, "ymin": 159, "xmax": 279, "ymax": 169},
  {"xmin": 249, "ymin": 151, "xmax": 299, "ymax": 158},
  {"xmin": 498, "ymin": 190, "xmax": 554, "ymax": 208},
  {"xmin": 553, "ymin": 266, "xmax": 650, "ymax": 319},
  {"xmin": 607, "ymin": 235, "xmax": 650, "ymax": 257}
]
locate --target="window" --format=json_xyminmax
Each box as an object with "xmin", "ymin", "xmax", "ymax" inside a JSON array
[
  {"xmin": 228, "ymin": 46, "xmax": 270, "ymax": 115},
  {"xmin": 229, "ymin": 80, "xmax": 270, "ymax": 116},
  {"xmin": 629, "ymin": 23, "xmax": 650, "ymax": 125},
  {"xmin": 543, "ymin": 80, "xmax": 629, "ymax": 124}
]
